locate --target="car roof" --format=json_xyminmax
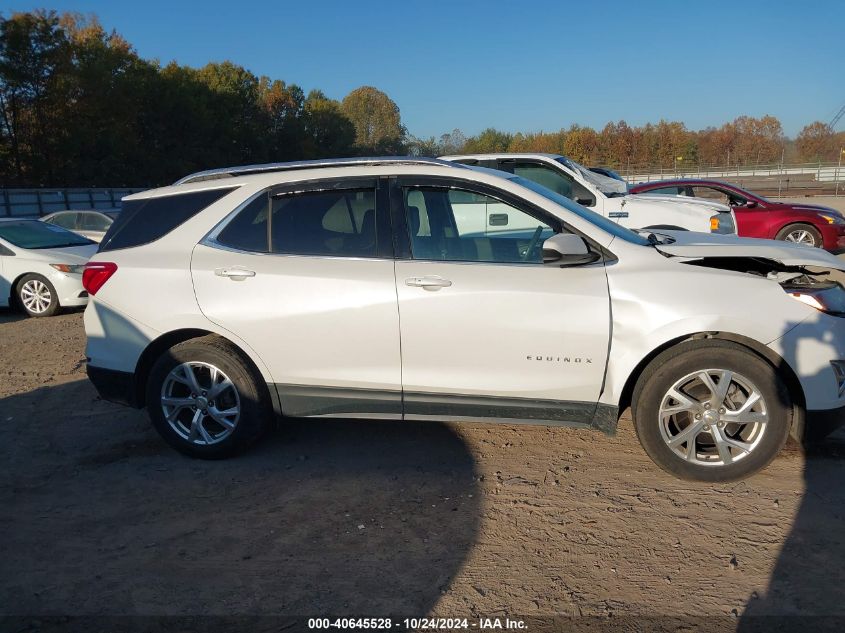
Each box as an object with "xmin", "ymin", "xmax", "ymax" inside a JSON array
[
  {"xmin": 126, "ymin": 158, "xmax": 472, "ymax": 201},
  {"xmin": 42, "ymin": 209, "xmax": 119, "ymax": 215},
  {"xmin": 441, "ymin": 152, "xmax": 565, "ymax": 161},
  {"xmin": 174, "ymin": 156, "xmax": 459, "ymax": 185}
]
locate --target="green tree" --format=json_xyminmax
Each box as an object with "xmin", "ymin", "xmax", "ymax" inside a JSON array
[
  {"xmin": 0, "ymin": 10, "xmax": 73, "ymax": 184},
  {"xmin": 303, "ymin": 89, "xmax": 355, "ymax": 158},
  {"xmin": 463, "ymin": 128, "xmax": 512, "ymax": 153}
]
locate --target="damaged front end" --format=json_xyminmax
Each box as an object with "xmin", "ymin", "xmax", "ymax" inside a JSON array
[{"xmin": 682, "ymin": 256, "xmax": 845, "ymax": 318}]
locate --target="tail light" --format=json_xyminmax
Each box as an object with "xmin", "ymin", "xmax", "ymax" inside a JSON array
[{"xmin": 82, "ymin": 262, "xmax": 118, "ymax": 295}]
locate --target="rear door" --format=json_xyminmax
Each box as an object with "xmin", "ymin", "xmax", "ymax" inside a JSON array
[
  {"xmin": 191, "ymin": 178, "xmax": 403, "ymax": 418},
  {"xmin": 392, "ymin": 176, "xmax": 611, "ymax": 426}
]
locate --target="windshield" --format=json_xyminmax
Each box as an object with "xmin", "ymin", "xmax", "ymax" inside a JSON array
[
  {"xmin": 509, "ymin": 176, "xmax": 650, "ymax": 246},
  {"xmin": 730, "ymin": 184, "xmax": 768, "ymax": 203},
  {"xmin": 0, "ymin": 220, "xmax": 94, "ymax": 249},
  {"xmin": 556, "ymin": 157, "xmax": 628, "ymax": 196}
]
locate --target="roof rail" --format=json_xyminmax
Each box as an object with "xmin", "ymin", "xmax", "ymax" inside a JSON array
[{"xmin": 175, "ymin": 156, "xmax": 460, "ymax": 185}]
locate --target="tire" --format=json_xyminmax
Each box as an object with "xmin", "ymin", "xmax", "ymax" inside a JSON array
[
  {"xmin": 146, "ymin": 335, "xmax": 271, "ymax": 459},
  {"xmin": 775, "ymin": 223, "xmax": 823, "ymax": 248},
  {"xmin": 17, "ymin": 274, "xmax": 60, "ymax": 317},
  {"xmin": 632, "ymin": 340, "xmax": 792, "ymax": 482}
]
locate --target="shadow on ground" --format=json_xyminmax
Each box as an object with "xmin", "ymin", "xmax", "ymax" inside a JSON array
[{"xmin": 0, "ymin": 379, "xmax": 481, "ymax": 624}]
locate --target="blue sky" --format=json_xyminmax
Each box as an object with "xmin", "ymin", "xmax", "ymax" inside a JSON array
[{"xmin": 4, "ymin": 0, "xmax": 844, "ymax": 138}]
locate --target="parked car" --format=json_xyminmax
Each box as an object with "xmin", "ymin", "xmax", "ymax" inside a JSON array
[
  {"xmin": 440, "ymin": 153, "xmax": 735, "ymax": 234},
  {"xmin": 41, "ymin": 209, "xmax": 120, "ymax": 243},
  {"xmin": 83, "ymin": 157, "xmax": 845, "ymax": 482},
  {"xmin": 589, "ymin": 166, "xmax": 626, "ymax": 183},
  {"xmin": 628, "ymin": 179, "xmax": 845, "ymax": 250},
  {"xmin": 0, "ymin": 219, "xmax": 97, "ymax": 317}
]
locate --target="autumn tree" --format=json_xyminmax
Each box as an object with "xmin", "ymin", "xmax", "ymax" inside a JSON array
[
  {"xmin": 341, "ymin": 85, "xmax": 404, "ymax": 154},
  {"xmin": 796, "ymin": 121, "xmax": 836, "ymax": 162}
]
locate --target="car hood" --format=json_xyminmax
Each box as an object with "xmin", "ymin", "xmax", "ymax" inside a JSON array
[
  {"xmin": 20, "ymin": 243, "xmax": 98, "ymax": 264},
  {"xmin": 630, "ymin": 193, "xmax": 731, "ymax": 212},
  {"xmin": 653, "ymin": 231, "xmax": 845, "ymax": 270},
  {"xmin": 780, "ymin": 202, "xmax": 843, "ymax": 216}
]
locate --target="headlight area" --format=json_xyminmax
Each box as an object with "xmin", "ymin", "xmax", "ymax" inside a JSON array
[
  {"xmin": 785, "ymin": 280, "xmax": 845, "ymax": 316},
  {"xmin": 819, "ymin": 213, "xmax": 845, "ymax": 226},
  {"xmin": 49, "ymin": 263, "xmax": 86, "ymax": 274}
]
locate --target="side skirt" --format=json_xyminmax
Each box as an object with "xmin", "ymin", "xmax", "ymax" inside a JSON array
[{"xmin": 272, "ymin": 384, "xmax": 619, "ymax": 434}]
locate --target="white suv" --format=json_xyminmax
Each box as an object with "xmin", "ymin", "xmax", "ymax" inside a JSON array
[
  {"xmin": 83, "ymin": 157, "xmax": 845, "ymax": 481},
  {"xmin": 441, "ymin": 153, "xmax": 736, "ymax": 235}
]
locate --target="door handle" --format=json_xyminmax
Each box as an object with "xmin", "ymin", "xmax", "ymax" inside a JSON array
[
  {"xmin": 405, "ymin": 276, "xmax": 452, "ymax": 290},
  {"xmin": 214, "ymin": 267, "xmax": 256, "ymax": 280}
]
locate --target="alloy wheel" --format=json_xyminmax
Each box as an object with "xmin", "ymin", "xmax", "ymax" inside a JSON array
[
  {"xmin": 658, "ymin": 369, "xmax": 768, "ymax": 466},
  {"xmin": 20, "ymin": 279, "xmax": 52, "ymax": 314},
  {"xmin": 785, "ymin": 229, "xmax": 816, "ymax": 246},
  {"xmin": 160, "ymin": 361, "xmax": 241, "ymax": 445}
]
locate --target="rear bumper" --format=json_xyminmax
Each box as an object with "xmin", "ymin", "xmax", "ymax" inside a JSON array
[{"xmin": 87, "ymin": 364, "xmax": 139, "ymax": 408}]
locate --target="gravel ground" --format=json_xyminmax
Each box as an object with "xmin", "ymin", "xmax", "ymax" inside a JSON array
[{"xmin": 1, "ymin": 309, "xmax": 844, "ymax": 629}]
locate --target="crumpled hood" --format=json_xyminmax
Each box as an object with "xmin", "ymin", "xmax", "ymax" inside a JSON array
[
  {"xmin": 654, "ymin": 230, "xmax": 845, "ymax": 270},
  {"xmin": 630, "ymin": 193, "xmax": 731, "ymax": 213}
]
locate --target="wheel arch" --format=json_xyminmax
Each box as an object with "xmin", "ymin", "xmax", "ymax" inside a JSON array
[
  {"xmin": 132, "ymin": 328, "xmax": 280, "ymax": 415},
  {"xmin": 773, "ymin": 220, "xmax": 823, "ymax": 241},
  {"xmin": 10, "ymin": 271, "xmax": 43, "ymax": 307},
  {"xmin": 617, "ymin": 331, "xmax": 806, "ymax": 439}
]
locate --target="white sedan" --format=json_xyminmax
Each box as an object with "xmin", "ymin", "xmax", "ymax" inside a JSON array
[{"xmin": 0, "ymin": 219, "xmax": 97, "ymax": 317}]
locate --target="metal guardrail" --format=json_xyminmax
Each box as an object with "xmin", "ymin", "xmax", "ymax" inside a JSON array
[
  {"xmin": 0, "ymin": 188, "xmax": 145, "ymax": 218},
  {"xmin": 615, "ymin": 161, "xmax": 845, "ymax": 185}
]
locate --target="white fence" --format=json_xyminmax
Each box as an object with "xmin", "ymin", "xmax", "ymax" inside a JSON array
[{"xmin": 622, "ymin": 162, "xmax": 845, "ymax": 186}]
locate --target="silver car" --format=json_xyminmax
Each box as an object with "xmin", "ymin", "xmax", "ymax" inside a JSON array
[{"xmin": 41, "ymin": 209, "xmax": 120, "ymax": 243}]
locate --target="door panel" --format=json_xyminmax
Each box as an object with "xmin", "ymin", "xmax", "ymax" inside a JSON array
[
  {"xmin": 192, "ymin": 245, "xmax": 402, "ymax": 417},
  {"xmin": 190, "ymin": 180, "xmax": 401, "ymax": 418},
  {"xmin": 393, "ymin": 178, "xmax": 610, "ymax": 422},
  {"xmin": 396, "ymin": 260, "xmax": 610, "ymax": 411}
]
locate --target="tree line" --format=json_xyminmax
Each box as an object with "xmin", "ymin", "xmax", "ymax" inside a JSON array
[{"xmin": 1, "ymin": 10, "xmax": 843, "ymax": 188}]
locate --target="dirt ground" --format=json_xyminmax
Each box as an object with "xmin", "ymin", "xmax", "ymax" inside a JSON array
[{"xmin": 2, "ymin": 309, "xmax": 845, "ymax": 630}]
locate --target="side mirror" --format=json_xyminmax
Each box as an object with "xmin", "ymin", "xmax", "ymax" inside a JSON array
[
  {"xmin": 542, "ymin": 234, "xmax": 601, "ymax": 266},
  {"xmin": 744, "ymin": 200, "xmax": 758, "ymax": 209}
]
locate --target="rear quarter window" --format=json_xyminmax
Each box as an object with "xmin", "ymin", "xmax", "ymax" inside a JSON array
[{"xmin": 99, "ymin": 187, "xmax": 237, "ymax": 252}]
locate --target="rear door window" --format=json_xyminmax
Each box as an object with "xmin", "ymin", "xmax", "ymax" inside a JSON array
[{"xmin": 215, "ymin": 187, "xmax": 378, "ymax": 258}]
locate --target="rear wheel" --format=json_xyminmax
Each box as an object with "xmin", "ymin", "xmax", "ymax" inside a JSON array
[
  {"xmin": 146, "ymin": 336, "xmax": 271, "ymax": 458},
  {"xmin": 17, "ymin": 274, "xmax": 59, "ymax": 317},
  {"xmin": 775, "ymin": 223, "xmax": 822, "ymax": 248},
  {"xmin": 633, "ymin": 340, "xmax": 792, "ymax": 482}
]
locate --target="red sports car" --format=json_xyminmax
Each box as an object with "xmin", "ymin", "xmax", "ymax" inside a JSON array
[{"xmin": 629, "ymin": 179, "xmax": 845, "ymax": 251}]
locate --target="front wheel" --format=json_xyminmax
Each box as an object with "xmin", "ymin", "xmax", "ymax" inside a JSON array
[
  {"xmin": 17, "ymin": 274, "xmax": 60, "ymax": 317},
  {"xmin": 633, "ymin": 341, "xmax": 792, "ymax": 482},
  {"xmin": 775, "ymin": 223, "xmax": 822, "ymax": 248},
  {"xmin": 146, "ymin": 336, "xmax": 271, "ymax": 459}
]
